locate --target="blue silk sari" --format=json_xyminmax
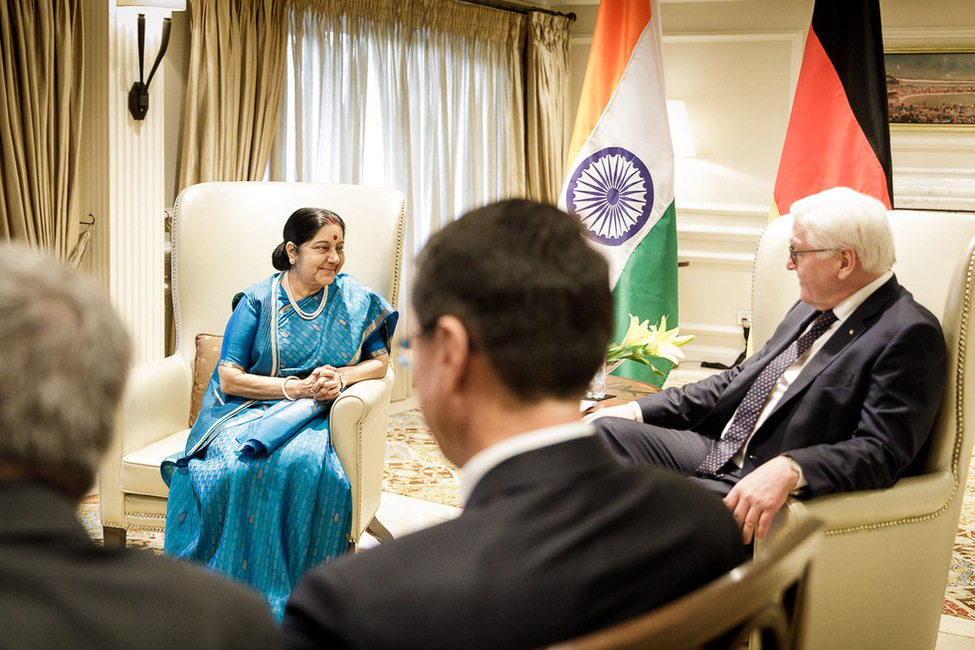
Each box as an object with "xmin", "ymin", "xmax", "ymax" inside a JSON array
[{"xmin": 162, "ymin": 272, "xmax": 397, "ymax": 620}]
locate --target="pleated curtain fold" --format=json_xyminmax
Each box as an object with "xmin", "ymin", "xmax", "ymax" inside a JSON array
[
  {"xmin": 0, "ymin": 0, "xmax": 85, "ymax": 260},
  {"xmin": 177, "ymin": 0, "xmax": 289, "ymax": 190},
  {"xmin": 525, "ymin": 11, "xmax": 573, "ymax": 205}
]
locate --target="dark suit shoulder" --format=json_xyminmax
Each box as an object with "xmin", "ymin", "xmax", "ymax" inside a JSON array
[
  {"xmin": 0, "ymin": 510, "xmax": 279, "ymax": 650},
  {"xmin": 284, "ymin": 441, "xmax": 745, "ymax": 650}
]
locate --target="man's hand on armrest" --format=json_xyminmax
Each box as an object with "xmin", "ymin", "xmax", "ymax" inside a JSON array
[{"xmin": 723, "ymin": 455, "xmax": 800, "ymax": 544}]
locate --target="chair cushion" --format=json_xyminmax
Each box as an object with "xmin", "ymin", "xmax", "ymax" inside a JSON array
[
  {"xmin": 190, "ymin": 333, "xmax": 223, "ymax": 427},
  {"xmin": 120, "ymin": 430, "xmax": 189, "ymax": 498}
]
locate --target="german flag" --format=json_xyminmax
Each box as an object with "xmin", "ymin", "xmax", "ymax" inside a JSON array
[{"xmin": 772, "ymin": 0, "xmax": 893, "ymax": 218}]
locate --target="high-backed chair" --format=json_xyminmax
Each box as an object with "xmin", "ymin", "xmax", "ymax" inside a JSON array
[
  {"xmin": 550, "ymin": 519, "xmax": 824, "ymax": 650},
  {"xmin": 99, "ymin": 181, "xmax": 405, "ymax": 548},
  {"xmin": 752, "ymin": 210, "xmax": 975, "ymax": 649}
]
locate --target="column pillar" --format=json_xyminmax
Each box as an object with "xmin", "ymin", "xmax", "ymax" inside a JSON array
[{"xmin": 80, "ymin": 1, "xmax": 168, "ymax": 364}]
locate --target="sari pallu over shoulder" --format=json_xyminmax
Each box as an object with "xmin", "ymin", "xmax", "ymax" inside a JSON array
[{"xmin": 161, "ymin": 272, "xmax": 397, "ymax": 485}]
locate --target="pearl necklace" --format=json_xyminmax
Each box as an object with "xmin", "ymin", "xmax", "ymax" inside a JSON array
[{"xmin": 283, "ymin": 271, "xmax": 327, "ymax": 320}]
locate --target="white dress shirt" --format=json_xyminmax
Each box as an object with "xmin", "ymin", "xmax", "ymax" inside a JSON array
[{"xmin": 460, "ymin": 422, "xmax": 594, "ymax": 507}]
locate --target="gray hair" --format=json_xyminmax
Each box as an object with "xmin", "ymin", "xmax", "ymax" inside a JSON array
[
  {"xmin": 790, "ymin": 186, "xmax": 896, "ymax": 274},
  {"xmin": 0, "ymin": 244, "xmax": 131, "ymax": 498}
]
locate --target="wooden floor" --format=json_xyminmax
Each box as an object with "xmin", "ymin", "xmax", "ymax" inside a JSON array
[{"xmin": 939, "ymin": 616, "xmax": 975, "ymax": 648}]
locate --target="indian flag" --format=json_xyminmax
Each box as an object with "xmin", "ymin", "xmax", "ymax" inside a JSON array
[{"xmin": 558, "ymin": 0, "xmax": 678, "ymax": 386}]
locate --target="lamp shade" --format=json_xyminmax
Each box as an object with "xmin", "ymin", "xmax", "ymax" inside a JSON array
[{"xmin": 117, "ymin": 0, "xmax": 186, "ymax": 9}]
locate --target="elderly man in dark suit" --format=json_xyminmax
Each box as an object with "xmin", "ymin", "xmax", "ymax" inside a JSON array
[
  {"xmin": 589, "ymin": 187, "xmax": 947, "ymax": 545},
  {"xmin": 0, "ymin": 244, "xmax": 278, "ymax": 649},
  {"xmin": 282, "ymin": 199, "xmax": 745, "ymax": 650}
]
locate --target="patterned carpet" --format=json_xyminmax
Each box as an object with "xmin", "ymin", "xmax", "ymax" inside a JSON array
[
  {"xmin": 78, "ymin": 407, "xmax": 975, "ymax": 620},
  {"xmin": 945, "ymin": 453, "xmax": 975, "ymax": 618},
  {"xmin": 77, "ymin": 495, "xmax": 164, "ymax": 552},
  {"xmin": 381, "ymin": 408, "xmax": 461, "ymax": 508}
]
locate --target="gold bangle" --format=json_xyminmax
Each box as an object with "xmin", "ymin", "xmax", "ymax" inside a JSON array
[
  {"xmin": 338, "ymin": 371, "xmax": 347, "ymax": 392},
  {"xmin": 282, "ymin": 375, "xmax": 299, "ymax": 401}
]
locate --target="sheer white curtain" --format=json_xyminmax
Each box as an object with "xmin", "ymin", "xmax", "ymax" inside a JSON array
[
  {"xmin": 271, "ymin": 0, "xmax": 527, "ymax": 260},
  {"xmin": 271, "ymin": 1, "xmax": 530, "ymax": 398},
  {"xmin": 398, "ymin": 14, "xmax": 527, "ymax": 252},
  {"xmin": 271, "ymin": 9, "xmax": 369, "ymax": 184}
]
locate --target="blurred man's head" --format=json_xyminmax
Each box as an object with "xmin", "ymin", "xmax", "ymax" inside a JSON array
[
  {"xmin": 411, "ymin": 200, "xmax": 613, "ymax": 461},
  {"xmin": 0, "ymin": 244, "xmax": 131, "ymax": 499}
]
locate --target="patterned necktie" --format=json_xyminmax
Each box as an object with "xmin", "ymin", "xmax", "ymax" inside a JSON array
[{"xmin": 697, "ymin": 309, "xmax": 838, "ymax": 476}]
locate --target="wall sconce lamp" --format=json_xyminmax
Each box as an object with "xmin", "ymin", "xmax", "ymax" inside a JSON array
[
  {"xmin": 666, "ymin": 100, "xmax": 697, "ymax": 158},
  {"xmin": 118, "ymin": 0, "xmax": 186, "ymax": 121}
]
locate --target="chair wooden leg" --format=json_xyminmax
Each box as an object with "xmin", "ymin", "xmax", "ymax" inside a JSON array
[
  {"xmin": 103, "ymin": 525, "xmax": 127, "ymax": 548},
  {"xmin": 366, "ymin": 516, "xmax": 394, "ymax": 543}
]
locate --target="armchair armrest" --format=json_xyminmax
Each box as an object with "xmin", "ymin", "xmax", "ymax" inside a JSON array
[
  {"xmin": 101, "ymin": 354, "xmax": 192, "ymax": 529},
  {"xmin": 330, "ymin": 371, "xmax": 394, "ymax": 542},
  {"xmin": 118, "ymin": 354, "xmax": 193, "ymax": 456},
  {"xmin": 761, "ymin": 470, "xmax": 955, "ymax": 549}
]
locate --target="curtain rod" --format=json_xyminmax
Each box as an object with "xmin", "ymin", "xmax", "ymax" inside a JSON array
[{"xmin": 459, "ymin": 0, "xmax": 576, "ymax": 20}]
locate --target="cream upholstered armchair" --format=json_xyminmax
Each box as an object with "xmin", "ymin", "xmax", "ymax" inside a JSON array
[
  {"xmin": 752, "ymin": 209, "xmax": 975, "ymax": 649},
  {"xmin": 99, "ymin": 181, "xmax": 405, "ymax": 549}
]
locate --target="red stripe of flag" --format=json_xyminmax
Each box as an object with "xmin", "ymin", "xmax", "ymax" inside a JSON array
[{"xmin": 773, "ymin": 0, "xmax": 893, "ymax": 217}]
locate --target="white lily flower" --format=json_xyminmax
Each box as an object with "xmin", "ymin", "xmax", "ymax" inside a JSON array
[
  {"xmin": 607, "ymin": 314, "xmax": 694, "ymax": 375},
  {"xmin": 619, "ymin": 314, "xmax": 653, "ymax": 348}
]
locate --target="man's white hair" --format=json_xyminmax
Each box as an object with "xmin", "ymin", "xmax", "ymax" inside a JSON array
[
  {"xmin": 0, "ymin": 244, "xmax": 131, "ymax": 497},
  {"xmin": 790, "ymin": 186, "xmax": 895, "ymax": 274}
]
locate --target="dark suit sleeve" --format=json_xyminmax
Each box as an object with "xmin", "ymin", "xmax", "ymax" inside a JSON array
[
  {"xmin": 787, "ymin": 313, "xmax": 947, "ymax": 496},
  {"xmin": 633, "ymin": 304, "xmax": 807, "ymax": 432},
  {"xmin": 633, "ymin": 366, "xmax": 737, "ymax": 431},
  {"xmin": 282, "ymin": 570, "xmax": 358, "ymax": 650}
]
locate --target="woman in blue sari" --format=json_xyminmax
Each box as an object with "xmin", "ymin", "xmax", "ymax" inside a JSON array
[{"xmin": 163, "ymin": 207, "xmax": 397, "ymax": 619}]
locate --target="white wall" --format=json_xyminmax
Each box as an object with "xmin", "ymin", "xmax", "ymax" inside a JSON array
[{"xmin": 560, "ymin": 0, "xmax": 975, "ymax": 365}]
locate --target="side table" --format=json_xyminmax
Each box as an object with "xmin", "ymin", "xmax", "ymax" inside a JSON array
[{"xmin": 586, "ymin": 374, "xmax": 660, "ymax": 413}]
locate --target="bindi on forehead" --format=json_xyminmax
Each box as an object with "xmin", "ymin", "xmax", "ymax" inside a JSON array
[{"xmin": 334, "ymin": 235, "xmax": 338, "ymax": 240}]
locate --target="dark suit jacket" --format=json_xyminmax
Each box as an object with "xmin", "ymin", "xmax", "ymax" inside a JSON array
[
  {"xmin": 635, "ymin": 275, "xmax": 946, "ymax": 497},
  {"xmin": 0, "ymin": 483, "xmax": 279, "ymax": 650},
  {"xmin": 282, "ymin": 434, "xmax": 746, "ymax": 650}
]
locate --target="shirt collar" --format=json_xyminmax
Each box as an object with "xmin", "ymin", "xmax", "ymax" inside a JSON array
[
  {"xmin": 460, "ymin": 421, "xmax": 594, "ymax": 506},
  {"xmin": 831, "ymin": 270, "xmax": 892, "ymax": 322}
]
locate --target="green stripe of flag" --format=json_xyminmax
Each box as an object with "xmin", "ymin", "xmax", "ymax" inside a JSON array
[{"xmin": 610, "ymin": 201, "xmax": 679, "ymax": 386}]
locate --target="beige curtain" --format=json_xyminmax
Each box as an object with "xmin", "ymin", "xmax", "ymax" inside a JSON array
[
  {"xmin": 524, "ymin": 11, "xmax": 574, "ymax": 205},
  {"xmin": 0, "ymin": 0, "xmax": 85, "ymax": 260},
  {"xmin": 177, "ymin": 0, "xmax": 288, "ymax": 190}
]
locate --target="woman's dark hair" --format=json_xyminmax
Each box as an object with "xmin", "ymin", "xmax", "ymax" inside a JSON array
[{"xmin": 271, "ymin": 207, "xmax": 347, "ymax": 271}]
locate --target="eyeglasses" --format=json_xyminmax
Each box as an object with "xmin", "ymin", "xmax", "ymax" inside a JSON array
[
  {"xmin": 395, "ymin": 336, "xmax": 416, "ymax": 369},
  {"xmin": 789, "ymin": 244, "xmax": 841, "ymax": 265},
  {"xmin": 394, "ymin": 326, "xmax": 479, "ymax": 370}
]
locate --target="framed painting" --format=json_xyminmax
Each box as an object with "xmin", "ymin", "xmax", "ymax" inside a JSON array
[{"xmin": 885, "ymin": 50, "xmax": 975, "ymax": 126}]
